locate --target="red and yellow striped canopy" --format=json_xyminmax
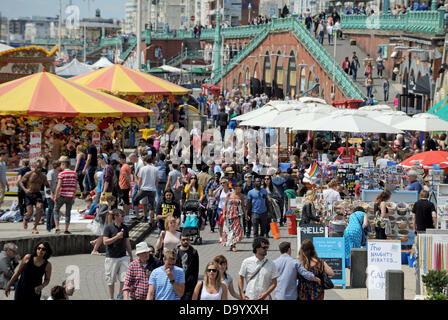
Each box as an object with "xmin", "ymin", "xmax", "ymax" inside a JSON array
[
  {"xmin": 70, "ymin": 64, "xmax": 190, "ymax": 95},
  {"xmin": 0, "ymin": 71, "xmax": 152, "ymax": 118}
]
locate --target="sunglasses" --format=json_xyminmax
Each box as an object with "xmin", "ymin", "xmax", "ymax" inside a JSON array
[
  {"xmin": 207, "ymin": 269, "xmax": 218, "ymax": 273},
  {"xmin": 37, "ymin": 246, "xmax": 47, "ymax": 252},
  {"xmin": 181, "ymin": 238, "xmax": 190, "ymax": 241},
  {"xmin": 261, "ymin": 246, "xmax": 269, "ymax": 250}
]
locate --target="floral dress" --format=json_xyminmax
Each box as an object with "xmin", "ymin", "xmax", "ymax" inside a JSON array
[
  {"xmin": 297, "ymin": 260, "xmax": 324, "ymax": 300},
  {"xmin": 221, "ymin": 199, "xmax": 244, "ymax": 247}
]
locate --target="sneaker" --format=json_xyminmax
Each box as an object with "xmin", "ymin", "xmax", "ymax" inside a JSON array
[
  {"xmin": 64, "ymin": 231, "xmax": 71, "ymax": 235},
  {"xmin": 116, "ymin": 293, "xmax": 123, "ymax": 300},
  {"xmin": 32, "ymin": 227, "xmax": 39, "ymax": 234},
  {"xmin": 23, "ymin": 219, "xmax": 28, "ymax": 230}
]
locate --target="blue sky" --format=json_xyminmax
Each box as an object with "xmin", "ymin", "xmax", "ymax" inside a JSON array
[{"xmin": 0, "ymin": 0, "xmax": 125, "ymax": 19}]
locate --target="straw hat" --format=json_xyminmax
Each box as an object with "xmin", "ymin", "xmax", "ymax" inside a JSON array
[{"xmin": 225, "ymin": 167, "xmax": 235, "ymax": 174}]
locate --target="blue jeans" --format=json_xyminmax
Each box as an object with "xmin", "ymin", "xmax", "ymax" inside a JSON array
[
  {"xmin": 46, "ymin": 198, "xmax": 55, "ymax": 231},
  {"xmin": 318, "ymin": 32, "xmax": 324, "ymax": 44},
  {"xmin": 352, "ymin": 69, "xmax": 357, "ymax": 81},
  {"xmin": 366, "ymin": 86, "xmax": 373, "ymax": 97}
]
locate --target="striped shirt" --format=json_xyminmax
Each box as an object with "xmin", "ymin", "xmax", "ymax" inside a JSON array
[{"xmin": 58, "ymin": 169, "xmax": 77, "ymax": 198}]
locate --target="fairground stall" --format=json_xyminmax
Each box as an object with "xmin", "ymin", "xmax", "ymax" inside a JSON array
[{"xmin": 0, "ymin": 70, "xmax": 152, "ymax": 196}]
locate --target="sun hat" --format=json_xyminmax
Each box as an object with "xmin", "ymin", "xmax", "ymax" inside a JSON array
[
  {"xmin": 225, "ymin": 167, "xmax": 235, "ymax": 174},
  {"xmin": 135, "ymin": 242, "xmax": 150, "ymax": 255}
]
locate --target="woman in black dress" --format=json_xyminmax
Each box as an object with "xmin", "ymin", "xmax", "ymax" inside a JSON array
[{"xmin": 5, "ymin": 241, "xmax": 52, "ymax": 300}]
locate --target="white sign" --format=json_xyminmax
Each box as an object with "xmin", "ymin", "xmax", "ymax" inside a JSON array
[
  {"xmin": 367, "ymin": 240, "xmax": 402, "ymax": 300},
  {"xmin": 92, "ymin": 132, "xmax": 100, "ymax": 151},
  {"xmin": 29, "ymin": 131, "xmax": 42, "ymax": 163},
  {"xmin": 65, "ymin": 5, "xmax": 80, "ymax": 30}
]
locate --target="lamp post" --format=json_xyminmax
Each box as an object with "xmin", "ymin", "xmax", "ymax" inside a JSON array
[{"xmin": 248, "ymin": 2, "xmax": 252, "ymax": 25}]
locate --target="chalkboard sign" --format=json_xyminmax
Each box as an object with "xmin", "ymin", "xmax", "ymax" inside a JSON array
[
  {"xmin": 313, "ymin": 237, "xmax": 346, "ymax": 289},
  {"xmin": 297, "ymin": 223, "xmax": 328, "ymax": 245},
  {"xmin": 323, "ymin": 258, "xmax": 343, "ymax": 280}
]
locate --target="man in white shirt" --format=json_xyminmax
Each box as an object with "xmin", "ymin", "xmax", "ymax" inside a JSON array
[
  {"xmin": 132, "ymin": 155, "xmax": 158, "ymax": 224},
  {"xmin": 242, "ymin": 98, "xmax": 252, "ymax": 114},
  {"xmin": 322, "ymin": 179, "xmax": 341, "ymax": 211},
  {"xmin": 238, "ymin": 237, "xmax": 278, "ymax": 300}
]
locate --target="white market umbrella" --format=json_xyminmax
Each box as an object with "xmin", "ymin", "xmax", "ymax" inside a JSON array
[
  {"xmin": 374, "ymin": 111, "xmax": 411, "ymax": 126},
  {"xmin": 395, "ymin": 113, "xmax": 448, "ymax": 131},
  {"xmin": 304, "ymin": 109, "xmax": 403, "ymax": 133},
  {"xmin": 233, "ymin": 104, "xmax": 275, "ymax": 121},
  {"xmin": 56, "ymin": 58, "xmax": 93, "ymax": 77},
  {"xmin": 91, "ymin": 56, "xmax": 114, "ymax": 69},
  {"xmin": 239, "ymin": 102, "xmax": 308, "ymax": 127},
  {"xmin": 266, "ymin": 105, "xmax": 336, "ymax": 129},
  {"xmin": 235, "ymin": 100, "xmax": 306, "ymax": 123},
  {"xmin": 299, "ymin": 97, "xmax": 328, "ymax": 105},
  {"xmin": 160, "ymin": 65, "xmax": 186, "ymax": 73}
]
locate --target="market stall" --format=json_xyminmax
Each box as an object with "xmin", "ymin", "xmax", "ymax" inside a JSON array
[
  {"xmin": 70, "ymin": 64, "xmax": 190, "ymax": 146},
  {"xmin": 0, "ymin": 70, "xmax": 152, "ymax": 195}
]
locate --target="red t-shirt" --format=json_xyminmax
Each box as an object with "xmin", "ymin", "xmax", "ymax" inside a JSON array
[{"xmin": 58, "ymin": 169, "xmax": 77, "ymax": 198}]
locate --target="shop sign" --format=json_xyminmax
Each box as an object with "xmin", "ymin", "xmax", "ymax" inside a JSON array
[{"xmin": 367, "ymin": 240, "xmax": 402, "ymax": 300}]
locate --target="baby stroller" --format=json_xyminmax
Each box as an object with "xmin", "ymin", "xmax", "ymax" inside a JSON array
[{"xmin": 182, "ymin": 200, "xmax": 203, "ymax": 245}]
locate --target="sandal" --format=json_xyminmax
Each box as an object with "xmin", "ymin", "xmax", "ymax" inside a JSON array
[{"xmin": 91, "ymin": 251, "xmax": 100, "ymax": 255}]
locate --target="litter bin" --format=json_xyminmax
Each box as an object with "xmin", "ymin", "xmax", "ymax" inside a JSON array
[{"xmin": 286, "ymin": 214, "xmax": 297, "ymax": 235}]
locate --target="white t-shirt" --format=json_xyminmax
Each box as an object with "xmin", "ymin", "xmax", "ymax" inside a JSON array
[
  {"xmin": 138, "ymin": 165, "xmax": 158, "ymax": 191},
  {"xmin": 239, "ymin": 256, "xmax": 278, "ymax": 300},
  {"xmin": 323, "ymin": 188, "xmax": 341, "ymax": 207}
]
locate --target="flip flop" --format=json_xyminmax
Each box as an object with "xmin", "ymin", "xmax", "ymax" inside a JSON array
[{"xmin": 91, "ymin": 251, "xmax": 100, "ymax": 255}]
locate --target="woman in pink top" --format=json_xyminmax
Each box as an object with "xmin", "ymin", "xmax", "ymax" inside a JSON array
[{"xmin": 155, "ymin": 216, "xmax": 180, "ymax": 258}]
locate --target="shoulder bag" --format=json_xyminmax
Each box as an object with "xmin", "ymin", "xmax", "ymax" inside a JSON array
[
  {"xmin": 355, "ymin": 214, "xmax": 369, "ymax": 247},
  {"xmin": 318, "ymin": 259, "xmax": 334, "ymax": 290}
]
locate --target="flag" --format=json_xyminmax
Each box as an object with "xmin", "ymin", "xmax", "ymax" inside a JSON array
[
  {"xmin": 335, "ymin": 155, "xmax": 344, "ymax": 166},
  {"xmin": 308, "ymin": 161, "xmax": 320, "ymax": 178}
]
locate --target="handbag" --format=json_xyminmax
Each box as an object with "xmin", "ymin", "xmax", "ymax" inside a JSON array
[
  {"xmin": 319, "ymin": 260, "xmax": 334, "ymax": 290},
  {"xmin": 355, "ymin": 214, "xmax": 369, "ymax": 247}
]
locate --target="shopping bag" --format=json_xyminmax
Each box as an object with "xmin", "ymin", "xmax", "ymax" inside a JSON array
[{"xmin": 270, "ymin": 221, "xmax": 281, "ymax": 239}]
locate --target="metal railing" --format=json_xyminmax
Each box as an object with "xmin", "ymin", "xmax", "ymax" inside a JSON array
[
  {"xmin": 166, "ymin": 50, "xmax": 205, "ymax": 66},
  {"xmin": 340, "ymin": 9, "xmax": 445, "ymax": 35}
]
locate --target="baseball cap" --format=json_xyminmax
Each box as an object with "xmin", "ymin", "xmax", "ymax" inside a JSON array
[{"xmin": 244, "ymin": 173, "xmax": 253, "ymax": 179}]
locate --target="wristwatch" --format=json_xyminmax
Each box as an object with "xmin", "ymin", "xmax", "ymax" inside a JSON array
[{"xmin": 170, "ymin": 279, "xmax": 175, "ymax": 284}]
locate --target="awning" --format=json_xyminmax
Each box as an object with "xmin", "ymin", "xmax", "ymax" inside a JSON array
[{"xmin": 409, "ymin": 74, "xmax": 432, "ymax": 95}]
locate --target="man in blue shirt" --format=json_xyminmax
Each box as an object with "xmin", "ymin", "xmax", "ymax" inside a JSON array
[
  {"xmin": 247, "ymin": 178, "xmax": 269, "ymax": 238},
  {"xmin": 406, "ymin": 170, "xmax": 422, "ymax": 194},
  {"xmin": 147, "ymin": 250, "xmax": 185, "ymax": 300},
  {"xmin": 273, "ymin": 242, "xmax": 320, "ymax": 300}
]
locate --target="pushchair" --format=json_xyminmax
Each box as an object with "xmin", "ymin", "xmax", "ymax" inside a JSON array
[{"xmin": 182, "ymin": 200, "xmax": 203, "ymax": 245}]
